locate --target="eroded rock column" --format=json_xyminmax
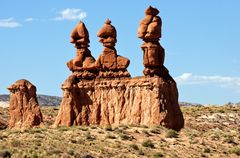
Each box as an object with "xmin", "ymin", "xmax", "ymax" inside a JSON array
[{"xmin": 7, "ymin": 79, "xmax": 43, "ymax": 128}]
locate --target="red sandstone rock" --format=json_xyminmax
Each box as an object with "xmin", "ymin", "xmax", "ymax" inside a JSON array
[
  {"xmin": 138, "ymin": 6, "xmax": 165, "ymax": 77},
  {"xmin": 96, "ymin": 19, "xmax": 130, "ymax": 77},
  {"xmin": 145, "ymin": 6, "xmax": 159, "ymax": 16},
  {"xmin": 54, "ymin": 76, "xmax": 184, "ymax": 131},
  {"xmin": 70, "ymin": 21, "xmax": 90, "ymax": 46},
  {"xmin": 55, "ymin": 7, "xmax": 184, "ymax": 131},
  {"xmin": 67, "ymin": 21, "xmax": 97, "ymax": 78},
  {"xmin": 7, "ymin": 80, "xmax": 43, "ymax": 128}
]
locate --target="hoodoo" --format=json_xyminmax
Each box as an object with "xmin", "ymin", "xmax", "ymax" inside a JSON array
[
  {"xmin": 54, "ymin": 6, "xmax": 184, "ymax": 131},
  {"xmin": 7, "ymin": 79, "xmax": 43, "ymax": 128}
]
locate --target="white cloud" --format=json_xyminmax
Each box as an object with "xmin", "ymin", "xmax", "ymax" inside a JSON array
[
  {"xmin": 25, "ymin": 18, "xmax": 33, "ymax": 22},
  {"xmin": 54, "ymin": 8, "xmax": 87, "ymax": 21},
  {"xmin": 0, "ymin": 18, "xmax": 21, "ymax": 28},
  {"xmin": 175, "ymin": 73, "xmax": 240, "ymax": 91}
]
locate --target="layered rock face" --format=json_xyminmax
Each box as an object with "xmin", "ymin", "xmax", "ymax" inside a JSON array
[
  {"xmin": 54, "ymin": 76, "xmax": 184, "ymax": 130},
  {"xmin": 7, "ymin": 80, "xmax": 43, "ymax": 128},
  {"xmin": 54, "ymin": 6, "xmax": 184, "ymax": 131}
]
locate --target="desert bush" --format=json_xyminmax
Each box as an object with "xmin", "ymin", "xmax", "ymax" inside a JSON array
[
  {"xmin": 138, "ymin": 148, "xmax": 144, "ymax": 155},
  {"xmin": 119, "ymin": 124, "xmax": 129, "ymax": 130},
  {"xmin": 140, "ymin": 125, "xmax": 148, "ymax": 128},
  {"xmin": 79, "ymin": 126, "xmax": 88, "ymax": 131},
  {"xmin": 11, "ymin": 140, "xmax": 21, "ymax": 147},
  {"xmin": 105, "ymin": 126, "xmax": 113, "ymax": 131},
  {"xmin": 114, "ymin": 128, "xmax": 125, "ymax": 134},
  {"xmin": 203, "ymin": 147, "xmax": 211, "ymax": 153},
  {"xmin": 150, "ymin": 128, "xmax": 161, "ymax": 134},
  {"xmin": 119, "ymin": 133, "xmax": 133, "ymax": 141},
  {"xmin": 67, "ymin": 149, "xmax": 75, "ymax": 156},
  {"xmin": 90, "ymin": 126, "xmax": 97, "ymax": 129},
  {"xmin": 105, "ymin": 134, "xmax": 116, "ymax": 139},
  {"xmin": 0, "ymin": 150, "xmax": 11, "ymax": 158},
  {"xmin": 129, "ymin": 144, "xmax": 139, "ymax": 150},
  {"xmin": 85, "ymin": 132, "xmax": 95, "ymax": 140},
  {"xmin": 153, "ymin": 152, "xmax": 164, "ymax": 158},
  {"xmin": 142, "ymin": 130, "xmax": 151, "ymax": 137},
  {"xmin": 142, "ymin": 139, "xmax": 154, "ymax": 148},
  {"xmin": 58, "ymin": 126, "xmax": 69, "ymax": 132},
  {"xmin": 31, "ymin": 152, "xmax": 39, "ymax": 158},
  {"xmin": 224, "ymin": 136, "xmax": 236, "ymax": 144},
  {"xmin": 230, "ymin": 147, "xmax": 240, "ymax": 156},
  {"xmin": 166, "ymin": 129, "xmax": 179, "ymax": 138}
]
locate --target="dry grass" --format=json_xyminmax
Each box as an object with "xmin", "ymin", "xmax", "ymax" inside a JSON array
[{"xmin": 0, "ymin": 105, "xmax": 239, "ymax": 158}]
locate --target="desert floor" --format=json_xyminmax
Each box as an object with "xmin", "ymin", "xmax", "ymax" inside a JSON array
[{"xmin": 0, "ymin": 105, "xmax": 239, "ymax": 158}]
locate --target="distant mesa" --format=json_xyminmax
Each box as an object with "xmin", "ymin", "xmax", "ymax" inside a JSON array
[
  {"xmin": 0, "ymin": 94, "xmax": 62, "ymax": 106},
  {"xmin": 54, "ymin": 6, "xmax": 184, "ymax": 131},
  {"xmin": 7, "ymin": 79, "xmax": 43, "ymax": 128}
]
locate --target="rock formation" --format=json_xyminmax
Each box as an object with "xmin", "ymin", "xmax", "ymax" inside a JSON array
[
  {"xmin": 67, "ymin": 21, "xmax": 97, "ymax": 79},
  {"xmin": 138, "ymin": 6, "xmax": 168, "ymax": 77},
  {"xmin": 54, "ymin": 76, "xmax": 184, "ymax": 130},
  {"xmin": 95, "ymin": 19, "xmax": 130, "ymax": 78},
  {"xmin": 54, "ymin": 7, "xmax": 184, "ymax": 131},
  {"xmin": 7, "ymin": 80, "xmax": 43, "ymax": 128}
]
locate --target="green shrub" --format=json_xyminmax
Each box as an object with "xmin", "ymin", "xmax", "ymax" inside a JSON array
[
  {"xmin": 79, "ymin": 126, "xmax": 88, "ymax": 131},
  {"xmin": 142, "ymin": 139, "xmax": 154, "ymax": 148},
  {"xmin": 105, "ymin": 126, "xmax": 113, "ymax": 131},
  {"xmin": 142, "ymin": 130, "xmax": 151, "ymax": 137},
  {"xmin": 150, "ymin": 128, "xmax": 161, "ymax": 134},
  {"xmin": 138, "ymin": 148, "xmax": 144, "ymax": 155},
  {"xmin": 203, "ymin": 147, "xmax": 210, "ymax": 153},
  {"xmin": 67, "ymin": 149, "xmax": 74, "ymax": 156},
  {"xmin": 166, "ymin": 129, "xmax": 179, "ymax": 138},
  {"xmin": 129, "ymin": 144, "xmax": 139, "ymax": 150},
  {"xmin": 230, "ymin": 147, "xmax": 240, "ymax": 156},
  {"xmin": 153, "ymin": 152, "xmax": 164, "ymax": 158},
  {"xmin": 85, "ymin": 132, "xmax": 95, "ymax": 140},
  {"xmin": 106, "ymin": 134, "xmax": 116, "ymax": 139},
  {"xmin": 119, "ymin": 133, "xmax": 133, "ymax": 141},
  {"xmin": 11, "ymin": 140, "xmax": 21, "ymax": 147},
  {"xmin": 0, "ymin": 150, "xmax": 11, "ymax": 158}
]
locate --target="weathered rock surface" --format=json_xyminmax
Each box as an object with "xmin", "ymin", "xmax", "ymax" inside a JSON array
[
  {"xmin": 67, "ymin": 21, "xmax": 97, "ymax": 79},
  {"xmin": 7, "ymin": 79, "xmax": 43, "ymax": 128},
  {"xmin": 55, "ymin": 6, "xmax": 184, "ymax": 131},
  {"xmin": 96, "ymin": 19, "xmax": 130, "ymax": 78},
  {"xmin": 54, "ymin": 76, "xmax": 184, "ymax": 131},
  {"xmin": 138, "ymin": 6, "xmax": 166, "ymax": 77}
]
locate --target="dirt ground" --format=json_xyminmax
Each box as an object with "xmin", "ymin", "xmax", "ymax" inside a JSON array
[{"xmin": 0, "ymin": 105, "xmax": 239, "ymax": 158}]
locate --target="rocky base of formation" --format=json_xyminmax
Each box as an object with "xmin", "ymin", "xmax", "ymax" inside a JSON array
[{"xmin": 54, "ymin": 75, "xmax": 184, "ymax": 131}]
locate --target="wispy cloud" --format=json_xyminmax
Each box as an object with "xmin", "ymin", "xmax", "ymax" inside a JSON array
[
  {"xmin": 0, "ymin": 18, "xmax": 21, "ymax": 28},
  {"xmin": 54, "ymin": 8, "xmax": 87, "ymax": 21},
  {"xmin": 25, "ymin": 18, "xmax": 34, "ymax": 22},
  {"xmin": 175, "ymin": 73, "xmax": 240, "ymax": 92}
]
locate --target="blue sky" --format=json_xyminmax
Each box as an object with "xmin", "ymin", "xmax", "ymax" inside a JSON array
[{"xmin": 0, "ymin": 0, "xmax": 239, "ymax": 104}]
